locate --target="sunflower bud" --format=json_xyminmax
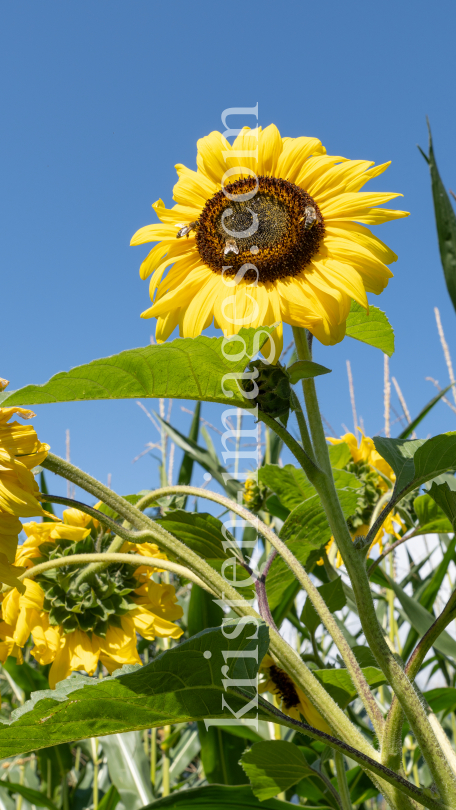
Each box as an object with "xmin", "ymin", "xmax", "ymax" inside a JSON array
[{"xmin": 245, "ymin": 360, "xmax": 292, "ymax": 426}]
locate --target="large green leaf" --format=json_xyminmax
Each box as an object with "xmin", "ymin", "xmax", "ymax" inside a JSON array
[
  {"xmin": 413, "ymin": 493, "xmax": 453, "ymax": 535},
  {"xmin": 266, "ymin": 488, "xmax": 359, "ymax": 610},
  {"xmin": 0, "ymin": 327, "xmax": 274, "ymax": 409},
  {"xmin": 259, "ymin": 463, "xmax": 360, "ymax": 513},
  {"xmin": 0, "ymin": 782, "xmax": 59, "ymax": 810},
  {"xmin": 142, "ymin": 784, "xmax": 295, "ymax": 809},
  {"xmin": 241, "ymin": 740, "xmax": 315, "ymax": 800},
  {"xmin": 345, "ymin": 300, "xmax": 395, "ymax": 356},
  {"xmin": 374, "ymin": 433, "xmax": 456, "ymax": 497},
  {"xmin": 419, "ymin": 122, "xmax": 456, "ymax": 314},
  {"xmin": 312, "ymin": 667, "xmax": 386, "ymax": 709},
  {"xmin": 428, "ymin": 481, "xmax": 456, "ymax": 531},
  {"xmin": 157, "ymin": 511, "xmax": 230, "ymax": 560},
  {"xmin": 0, "ymin": 621, "xmax": 269, "ymax": 758},
  {"xmin": 301, "ymin": 578, "xmax": 346, "ymax": 635}
]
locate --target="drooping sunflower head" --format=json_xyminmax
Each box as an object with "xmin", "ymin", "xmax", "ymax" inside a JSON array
[
  {"xmin": 131, "ymin": 126, "xmax": 408, "ymax": 358},
  {"xmin": 0, "ymin": 508, "xmax": 183, "ymax": 687}
]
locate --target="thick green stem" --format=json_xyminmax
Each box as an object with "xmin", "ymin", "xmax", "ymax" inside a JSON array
[
  {"xmin": 335, "ymin": 752, "xmax": 352, "ymax": 810},
  {"xmin": 289, "ymin": 389, "xmax": 316, "ymax": 463},
  {"xmin": 141, "ymin": 484, "xmax": 384, "ymax": 737},
  {"xmin": 291, "ymin": 326, "xmax": 456, "ymax": 805},
  {"xmin": 384, "ymin": 588, "xmax": 456, "ymax": 778},
  {"xmin": 257, "ymin": 409, "xmax": 321, "ymax": 480}
]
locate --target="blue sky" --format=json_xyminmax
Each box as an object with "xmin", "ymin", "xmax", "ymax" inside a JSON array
[{"xmin": 2, "ymin": 0, "xmax": 456, "ymax": 504}]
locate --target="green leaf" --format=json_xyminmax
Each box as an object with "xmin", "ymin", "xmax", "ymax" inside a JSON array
[
  {"xmin": 312, "ymin": 667, "xmax": 386, "ymax": 709},
  {"xmin": 0, "ymin": 782, "xmax": 59, "ymax": 810},
  {"xmin": 420, "ymin": 121, "xmax": 456, "ymax": 314},
  {"xmin": 97, "ymin": 785, "xmax": 121, "ymax": 810},
  {"xmin": 398, "ymin": 383, "xmax": 456, "ymax": 439},
  {"xmin": 345, "ymin": 300, "xmax": 395, "ymax": 356},
  {"xmin": 287, "ymin": 360, "xmax": 331, "ymax": 384},
  {"xmin": 157, "ymin": 511, "xmax": 229, "ymax": 560},
  {"xmin": 374, "ymin": 433, "xmax": 456, "ymax": 501},
  {"xmin": 142, "ymin": 784, "xmax": 295, "ymax": 809},
  {"xmin": 0, "ymin": 621, "xmax": 269, "ymax": 758},
  {"xmin": 266, "ymin": 488, "xmax": 359, "ymax": 610},
  {"xmin": 259, "ymin": 463, "xmax": 360, "ymax": 512},
  {"xmin": 414, "ymin": 493, "xmax": 453, "ymax": 535},
  {"xmin": 241, "ymin": 740, "xmax": 315, "ymax": 800},
  {"xmin": 328, "ymin": 441, "xmax": 352, "ymax": 469},
  {"xmin": 301, "ymin": 577, "xmax": 346, "ymax": 635},
  {"xmin": 424, "ymin": 687, "xmax": 456, "ymax": 715},
  {"xmin": 0, "ymin": 327, "xmax": 275, "ymax": 409},
  {"xmin": 428, "ymin": 481, "xmax": 456, "ymax": 530}
]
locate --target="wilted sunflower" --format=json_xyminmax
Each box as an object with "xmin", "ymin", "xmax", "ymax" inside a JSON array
[
  {"xmin": 322, "ymin": 430, "xmax": 404, "ymax": 566},
  {"xmin": 131, "ymin": 126, "xmax": 408, "ymax": 358},
  {"xmin": 259, "ymin": 654, "xmax": 331, "ymax": 733},
  {"xmin": 0, "ymin": 406, "xmax": 50, "ymax": 590},
  {"xmin": 0, "ymin": 509, "xmax": 183, "ymax": 687}
]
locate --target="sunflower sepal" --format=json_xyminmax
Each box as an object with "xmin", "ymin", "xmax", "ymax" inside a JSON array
[{"xmin": 245, "ymin": 360, "xmax": 295, "ymax": 427}]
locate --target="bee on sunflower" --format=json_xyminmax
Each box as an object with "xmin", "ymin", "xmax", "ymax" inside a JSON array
[
  {"xmin": 0, "ymin": 508, "xmax": 183, "ymax": 687},
  {"xmin": 0, "ymin": 404, "xmax": 50, "ymax": 590},
  {"xmin": 131, "ymin": 125, "xmax": 408, "ymax": 360},
  {"xmin": 322, "ymin": 430, "xmax": 405, "ymax": 566}
]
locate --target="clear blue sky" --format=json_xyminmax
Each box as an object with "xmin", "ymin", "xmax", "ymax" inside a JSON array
[{"xmin": 2, "ymin": 1, "xmax": 456, "ymax": 504}]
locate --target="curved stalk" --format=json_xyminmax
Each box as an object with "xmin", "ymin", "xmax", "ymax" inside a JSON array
[
  {"xmin": 19, "ymin": 553, "xmax": 212, "ymax": 591},
  {"xmin": 257, "ymin": 409, "xmax": 321, "ymax": 478},
  {"xmin": 134, "ymin": 484, "xmax": 384, "ymax": 738},
  {"xmin": 291, "ymin": 326, "xmax": 456, "ymax": 805},
  {"xmin": 289, "ymin": 389, "xmax": 316, "ymax": 463},
  {"xmin": 384, "ymin": 587, "xmax": 456, "ymax": 779}
]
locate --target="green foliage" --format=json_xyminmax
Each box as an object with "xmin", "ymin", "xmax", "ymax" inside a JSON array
[
  {"xmin": 414, "ymin": 492, "xmax": 453, "ymax": 534},
  {"xmin": 0, "ymin": 622, "xmax": 269, "ymax": 758},
  {"xmin": 301, "ymin": 578, "xmax": 346, "ymax": 634},
  {"xmin": 143, "ymin": 784, "xmax": 294, "ymax": 808},
  {"xmin": 345, "ymin": 300, "xmax": 395, "ymax": 356},
  {"xmin": 374, "ymin": 432, "xmax": 456, "ymax": 495},
  {"xmin": 157, "ymin": 510, "xmax": 230, "ymax": 560},
  {"xmin": 287, "ymin": 360, "xmax": 331, "ymax": 384},
  {"xmin": 420, "ymin": 121, "xmax": 456, "ymax": 314},
  {"xmin": 0, "ymin": 327, "xmax": 275, "ymax": 409},
  {"xmin": 241, "ymin": 740, "xmax": 315, "ymax": 800},
  {"xmin": 428, "ymin": 481, "xmax": 456, "ymax": 531}
]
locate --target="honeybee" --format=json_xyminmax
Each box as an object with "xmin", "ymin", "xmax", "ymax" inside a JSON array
[
  {"xmin": 224, "ymin": 238, "xmax": 239, "ymax": 256},
  {"xmin": 176, "ymin": 221, "xmax": 198, "ymax": 238},
  {"xmin": 303, "ymin": 205, "xmax": 317, "ymax": 230}
]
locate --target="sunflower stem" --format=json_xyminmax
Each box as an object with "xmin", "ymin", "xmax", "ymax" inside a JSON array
[
  {"xmin": 335, "ymin": 752, "xmax": 352, "ymax": 810},
  {"xmin": 291, "ymin": 326, "xmax": 456, "ymax": 805}
]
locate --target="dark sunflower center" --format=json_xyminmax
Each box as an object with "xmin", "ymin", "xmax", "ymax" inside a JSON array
[{"xmin": 195, "ymin": 176, "xmax": 325, "ymax": 282}]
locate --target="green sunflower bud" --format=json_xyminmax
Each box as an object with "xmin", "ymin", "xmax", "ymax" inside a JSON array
[{"xmin": 245, "ymin": 360, "xmax": 292, "ymax": 426}]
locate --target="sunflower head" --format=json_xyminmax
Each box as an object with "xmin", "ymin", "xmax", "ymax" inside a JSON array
[{"xmin": 131, "ymin": 125, "xmax": 408, "ymax": 358}]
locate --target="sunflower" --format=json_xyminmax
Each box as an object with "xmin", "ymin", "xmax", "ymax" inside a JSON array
[
  {"xmin": 0, "ymin": 508, "xmax": 183, "ymax": 687},
  {"xmin": 322, "ymin": 430, "xmax": 404, "ymax": 566},
  {"xmin": 259, "ymin": 654, "xmax": 331, "ymax": 733},
  {"xmin": 0, "ymin": 406, "xmax": 50, "ymax": 590},
  {"xmin": 131, "ymin": 125, "xmax": 408, "ymax": 358}
]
